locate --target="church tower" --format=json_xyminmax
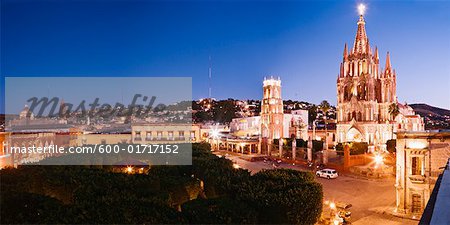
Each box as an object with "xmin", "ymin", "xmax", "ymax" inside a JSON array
[
  {"xmin": 336, "ymin": 10, "xmax": 397, "ymax": 145},
  {"xmin": 260, "ymin": 77, "xmax": 283, "ymax": 154}
]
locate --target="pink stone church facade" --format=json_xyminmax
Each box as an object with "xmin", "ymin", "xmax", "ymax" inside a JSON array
[{"xmin": 336, "ymin": 14, "xmax": 424, "ymax": 148}]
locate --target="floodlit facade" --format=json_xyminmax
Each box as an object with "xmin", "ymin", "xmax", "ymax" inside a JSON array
[
  {"xmin": 336, "ymin": 13, "xmax": 424, "ymax": 147},
  {"xmin": 395, "ymin": 131, "xmax": 450, "ymax": 218},
  {"xmin": 229, "ymin": 112, "xmax": 308, "ymax": 140}
]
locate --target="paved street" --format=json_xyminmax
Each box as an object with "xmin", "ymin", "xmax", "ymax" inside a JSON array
[{"xmin": 217, "ymin": 151, "xmax": 417, "ymax": 225}]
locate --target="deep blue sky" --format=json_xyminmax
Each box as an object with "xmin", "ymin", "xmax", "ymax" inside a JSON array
[{"xmin": 1, "ymin": 0, "xmax": 450, "ymax": 114}]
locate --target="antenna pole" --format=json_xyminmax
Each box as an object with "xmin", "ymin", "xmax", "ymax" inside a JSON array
[{"xmin": 208, "ymin": 55, "xmax": 212, "ymax": 100}]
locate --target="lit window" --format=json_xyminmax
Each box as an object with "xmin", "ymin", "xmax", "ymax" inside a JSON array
[{"xmin": 411, "ymin": 157, "xmax": 423, "ymax": 176}]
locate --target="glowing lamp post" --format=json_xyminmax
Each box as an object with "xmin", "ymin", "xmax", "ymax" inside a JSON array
[
  {"xmin": 373, "ymin": 153, "xmax": 384, "ymax": 169},
  {"xmin": 329, "ymin": 202, "xmax": 336, "ymax": 210}
]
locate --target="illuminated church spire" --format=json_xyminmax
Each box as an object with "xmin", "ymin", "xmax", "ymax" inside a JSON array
[{"xmin": 352, "ymin": 4, "xmax": 369, "ymax": 54}]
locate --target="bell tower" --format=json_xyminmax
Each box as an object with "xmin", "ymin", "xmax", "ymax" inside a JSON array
[{"xmin": 260, "ymin": 76, "xmax": 283, "ymax": 154}]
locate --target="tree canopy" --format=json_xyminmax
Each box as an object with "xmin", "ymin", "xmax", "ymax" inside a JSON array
[{"xmin": 1, "ymin": 142, "xmax": 323, "ymax": 224}]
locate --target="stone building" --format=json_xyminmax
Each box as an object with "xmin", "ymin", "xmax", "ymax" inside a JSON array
[
  {"xmin": 395, "ymin": 131, "xmax": 450, "ymax": 218},
  {"xmin": 131, "ymin": 123, "xmax": 201, "ymax": 144},
  {"xmin": 336, "ymin": 13, "xmax": 424, "ymax": 147}
]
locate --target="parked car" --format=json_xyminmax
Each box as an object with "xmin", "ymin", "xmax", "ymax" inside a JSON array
[{"xmin": 316, "ymin": 169, "xmax": 339, "ymax": 179}]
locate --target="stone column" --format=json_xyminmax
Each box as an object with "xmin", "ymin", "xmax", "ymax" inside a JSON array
[
  {"xmin": 268, "ymin": 139, "xmax": 272, "ymax": 156},
  {"xmin": 344, "ymin": 143, "xmax": 350, "ymax": 170},
  {"xmin": 258, "ymin": 137, "xmax": 262, "ymax": 154},
  {"xmin": 368, "ymin": 145, "xmax": 375, "ymax": 154},
  {"xmin": 307, "ymin": 136, "xmax": 313, "ymax": 162},
  {"xmin": 292, "ymin": 139, "xmax": 297, "ymax": 161},
  {"xmin": 279, "ymin": 139, "xmax": 283, "ymax": 158}
]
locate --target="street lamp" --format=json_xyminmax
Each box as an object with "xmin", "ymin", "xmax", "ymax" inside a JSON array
[
  {"xmin": 329, "ymin": 202, "xmax": 336, "ymax": 210},
  {"xmin": 211, "ymin": 129, "xmax": 219, "ymax": 139},
  {"xmin": 374, "ymin": 153, "xmax": 384, "ymax": 168},
  {"xmin": 210, "ymin": 128, "xmax": 220, "ymax": 150}
]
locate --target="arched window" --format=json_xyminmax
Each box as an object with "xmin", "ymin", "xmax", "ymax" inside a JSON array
[
  {"xmin": 357, "ymin": 84, "xmax": 366, "ymax": 100},
  {"xmin": 345, "ymin": 85, "xmax": 353, "ymax": 101}
]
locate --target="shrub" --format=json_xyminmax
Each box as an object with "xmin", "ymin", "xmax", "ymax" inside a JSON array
[
  {"xmin": 312, "ymin": 140, "xmax": 324, "ymax": 152},
  {"xmin": 297, "ymin": 139, "xmax": 308, "ymax": 148},
  {"xmin": 237, "ymin": 169, "xmax": 323, "ymax": 225},
  {"xmin": 182, "ymin": 197, "xmax": 258, "ymax": 224},
  {"xmin": 387, "ymin": 139, "xmax": 396, "ymax": 153},
  {"xmin": 351, "ymin": 142, "xmax": 368, "ymax": 155},
  {"xmin": 1, "ymin": 143, "xmax": 323, "ymax": 225},
  {"xmin": 336, "ymin": 142, "xmax": 368, "ymax": 155}
]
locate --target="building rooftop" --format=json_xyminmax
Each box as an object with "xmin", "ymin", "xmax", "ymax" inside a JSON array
[{"xmin": 397, "ymin": 130, "xmax": 450, "ymax": 138}]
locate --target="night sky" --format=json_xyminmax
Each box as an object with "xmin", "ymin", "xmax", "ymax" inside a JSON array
[{"xmin": 1, "ymin": 0, "xmax": 450, "ymax": 113}]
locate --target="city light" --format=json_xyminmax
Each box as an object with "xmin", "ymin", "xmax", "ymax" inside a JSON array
[
  {"xmin": 329, "ymin": 202, "xmax": 336, "ymax": 210},
  {"xmin": 233, "ymin": 163, "xmax": 240, "ymax": 169},
  {"xmin": 126, "ymin": 166, "xmax": 133, "ymax": 174},
  {"xmin": 210, "ymin": 129, "xmax": 219, "ymax": 139}
]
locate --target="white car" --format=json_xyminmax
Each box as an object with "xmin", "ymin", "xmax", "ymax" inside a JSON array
[{"xmin": 316, "ymin": 169, "xmax": 338, "ymax": 179}]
